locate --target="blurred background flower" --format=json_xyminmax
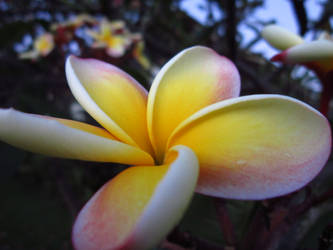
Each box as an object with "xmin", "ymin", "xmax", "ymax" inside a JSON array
[
  {"xmin": 19, "ymin": 32, "xmax": 54, "ymax": 59},
  {"xmin": 262, "ymin": 24, "xmax": 333, "ymax": 116}
]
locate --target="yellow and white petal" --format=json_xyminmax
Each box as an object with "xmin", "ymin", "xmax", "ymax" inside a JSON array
[
  {"xmin": 109, "ymin": 20, "xmax": 126, "ymax": 31},
  {"xmin": 0, "ymin": 109, "xmax": 153, "ymax": 165},
  {"xmin": 100, "ymin": 19, "xmax": 112, "ymax": 36},
  {"xmin": 272, "ymin": 40, "xmax": 333, "ymax": 73},
  {"xmin": 34, "ymin": 33, "xmax": 54, "ymax": 56},
  {"xmin": 261, "ymin": 25, "xmax": 304, "ymax": 50},
  {"xmin": 106, "ymin": 37, "xmax": 128, "ymax": 57},
  {"xmin": 273, "ymin": 40, "xmax": 333, "ymax": 63},
  {"xmin": 72, "ymin": 145, "xmax": 199, "ymax": 250},
  {"xmin": 66, "ymin": 56, "xmax": 153, "ymax": 155},
  {"xmin": 147, "ymin": 46, "xmax": 241, "ymax": 163},
  {"xmin": 106, "ymin": 47, "xmax": 126, "ymax": 57},
  {"xmin": 19, "ymin": 50, "xmax": 39, "ymax": 59},
  {"xmin": 168, "ymin": 95, "xmax": 331, "ymax": 200}
]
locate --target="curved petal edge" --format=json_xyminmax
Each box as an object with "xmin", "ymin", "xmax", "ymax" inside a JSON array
[
  {"xmin": 72, "ymin": 145, "xmax": 199, "ymax": 250},
  {"xmin": 168, "ymin": 95, "xmax": 331, "ymax": 200},
  {"xmin": 66, "ymin": 56, "xmax": 153, "ymax": 155},
  {"xmin": 0, "ymin": 108, "xmax": 153, "ymax": 165},
  {"xmin": 147, "ymin": 46, "xmax": 241, "ymax": 162},
  {"xmin": 272, "ymin": 40, "xmax": 333, "ymax": 65},
  {"xmin": 261, "ymin": 24, "xmax": 304, "ymax": 50}
]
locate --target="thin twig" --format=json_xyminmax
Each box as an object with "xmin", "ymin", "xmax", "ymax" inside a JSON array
[{"xmin": 214, "ymin": 198, "xmax": 236, "ymax": 247}]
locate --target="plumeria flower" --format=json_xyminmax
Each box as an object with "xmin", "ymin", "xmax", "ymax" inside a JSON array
[
  {"xmin": 262, "ymin": 24, "xmax": 333, "ymax": 115},
  {"xmin": 1, "ymin": 46, "xmax": 331, "ymax": 249},
  {"xmin": 19, "ymin": 33, "xmax": 54, "ymax": 60},
  {"xmin": 87, "ymin": 19, "xmax": 131, "ymax": 57}
]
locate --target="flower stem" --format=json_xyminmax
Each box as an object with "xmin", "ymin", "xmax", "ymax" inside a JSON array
[
  {"xmin": 214, "ymin": 197, "xmax": 236, "ymax": 247},
  {"xmin": 312, "ymin": 68, "xmax": 333, "ymax": 117}
]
